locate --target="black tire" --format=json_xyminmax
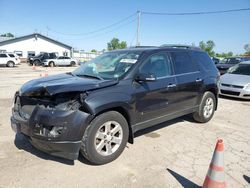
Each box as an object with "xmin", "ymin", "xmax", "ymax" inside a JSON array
[
  {"xmin": 49, "ymin": 61, "xmax": 55, "ymax": 67},
  {"xmin": 80, "ymin": 111, "xmax": 129, "ymax": 165},
  {"xmin": 34, "ymin": 60, "xmax": 40, "ymax": 66},
  {"xmin": 70, "ymin": 61, "xmax": 75, "ymax": 66},
  {"xmin": 7, "ymin": 61, "xmax": 14, "ymax": 67},
  {"xmin": 193, "ymin": 91, "xmax": 216, "ymax": 123}
]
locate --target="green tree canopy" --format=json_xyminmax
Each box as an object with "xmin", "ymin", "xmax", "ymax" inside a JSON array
[
  {"xmin": 199, "ymin": 40, "xmax": 215, "ymax": 57},
  {"xmin": 0, "ymin": 33, "xmax": 14, "ymax": 37},
  {"xmin": 244, "ymin": 44, "xmax": 250, "ymax": 56},
  {"xmin": 107, "ymin": 38, "xmax": 127, "ymax": 51},
  {"xmin": 91, "ymin": 49, "xmax": 97, "ymax": 53}
]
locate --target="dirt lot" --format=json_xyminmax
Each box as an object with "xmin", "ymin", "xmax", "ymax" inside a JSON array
[{"xmin": 0, "ymin": 64, "xmax": 249, "ymax": 188}]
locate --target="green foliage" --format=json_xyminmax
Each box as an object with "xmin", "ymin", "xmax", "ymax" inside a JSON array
[
  {"xmin": 107, "ymin": 38, "xmax": 127, "ymax": 51},
  {"xmin": 199, "ymin": 40, "xmax": 215, "ymax": 56},
  {"xmin": 215, "ymin": 52, "xmax": 234, "ymax": 58},
  {"xmin": 244, "ymin": 44, "xmax": 250, "ymax": 56},
  {"xmin": 91, "ymin": 49, "xmax": 97, "ymax": 53},
  {"xmin": 0, "ymin": 33, "xmax": 14, "ymax": 37}
]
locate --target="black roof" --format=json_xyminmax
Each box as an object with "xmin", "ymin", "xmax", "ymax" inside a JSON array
[{"xmin": 0, "ymin": 33, "xmax": 72, "ymax": 49}]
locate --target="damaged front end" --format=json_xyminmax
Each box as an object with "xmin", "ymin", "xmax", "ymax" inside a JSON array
[{"xmin": 11, "ymin": 89, "xmax": 93, "ymax": 160}]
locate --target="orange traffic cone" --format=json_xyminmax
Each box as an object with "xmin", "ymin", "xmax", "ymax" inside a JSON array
[
  {"xmin": 203, "ymin": 139, "xmax": 226, "ymax": 188},
  {"xmin": 32, "ymin": 64, "xmax": 36, "ymax": 70}
]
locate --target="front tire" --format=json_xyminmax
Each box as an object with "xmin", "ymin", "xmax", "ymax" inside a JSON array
[
  {"xmin": 193, "ymin": 91, "xmax": 216, "ymax": 123},
  {"xmin": 7, "ymin": 61, "xmax": 15, "ymax": 67},
  {"xmin": 80, "ymin": 111, "xmax": 129, "ymax": 165}
]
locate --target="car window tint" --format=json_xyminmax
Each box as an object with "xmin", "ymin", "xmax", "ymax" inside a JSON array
[
  {"xmin": 190, "ymin": 51, "xmax": 217, "ymax": 71},
  {"xmin": 8, "ymin": 54, "xmax": 15, "ymax": 57},
  {"xmin": 140, "ymin": 53, "xmax": 172, "ymax": 78},
  {"xmin": 171, "ymin": 52, "xmax": 199, "ymax": 74},
  {"xmin": 228, "ymin": 58, "xmax": 240, "ymax": 64},
  {"xmin": 0, "ymin": 54, "xmax": 7, "ymax": 58}
]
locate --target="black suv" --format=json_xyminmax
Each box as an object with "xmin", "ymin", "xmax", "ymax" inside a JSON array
[
  {"xmin": 11, "ymin": 45, "xmax": 219, "ymax": 164},
  {"xmin": 28, "ymin": 52, "xmax": 57, "ymax": 66}
]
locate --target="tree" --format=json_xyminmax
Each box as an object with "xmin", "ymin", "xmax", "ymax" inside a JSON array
[
  {"xmin": 107, "ymin": 38, "xmax": 127, "ymax": 51},
  {"xmin": 199, "ymin": 40, "xmax": 215, "ymax": 57},
  {"xmin": 91, "ymin": 49, "xmax": 97, "ymax": 53},
  {"xmin": 0, "ymin": 33, "xmax": 14, "ymax": 37},
  {"xmin": 244, "ymin": 44, "xmax": 250, "ymax": 56}
]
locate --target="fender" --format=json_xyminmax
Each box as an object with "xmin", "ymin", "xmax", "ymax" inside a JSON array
[{"xmin": 84, "ymin": 92, "xmax": 134, "ymax": 118}]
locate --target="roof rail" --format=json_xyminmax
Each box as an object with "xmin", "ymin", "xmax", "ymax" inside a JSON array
[
  {"xmin": 160, "ymin": 44, "xmax": 201, "ymax": 50},
  {"xmin": 130, "ymin": 46, "xmax": 157, "ymax": 48}
]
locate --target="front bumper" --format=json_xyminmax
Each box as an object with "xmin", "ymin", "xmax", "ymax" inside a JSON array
[
  {"xmin": 219, "ymin": 85, "xmax": 250, "ymax": 99},
  {"xmin": 11, "ymin": 105, "xmax": 93, "ymax": 160}
]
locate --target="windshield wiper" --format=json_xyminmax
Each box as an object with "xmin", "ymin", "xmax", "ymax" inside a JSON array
[{"xmin": 76, "ymin": 74, "xmax": 103, "ymax": 80}]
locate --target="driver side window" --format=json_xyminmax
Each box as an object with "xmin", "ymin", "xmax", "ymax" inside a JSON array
[{"xmin": 139, "ymin": 53, "xmax": 172, "ymax": 78}]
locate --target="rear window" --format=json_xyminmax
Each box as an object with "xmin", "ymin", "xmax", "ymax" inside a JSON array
[
  {"xmin": 8, "ymin": 54, "xmax": 15, "ymax": 57},
  {"xmin": 190, "ymin": 51, "xmax": 217, "ymax": 71},
  {"xmin": 171, "ymin": 52, "xmax": 199, "ymax": 74}
]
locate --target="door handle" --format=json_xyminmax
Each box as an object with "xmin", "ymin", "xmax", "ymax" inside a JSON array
[
  {"xmin": 196, "ymin": 78, "xmax": 203, "ymax": 82},
  {"xmin": 167, "ymin": 84, "xmax": 176, "ymax": 88}
]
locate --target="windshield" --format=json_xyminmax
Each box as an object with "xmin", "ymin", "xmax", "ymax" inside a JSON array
[
  {"xmin": 72, "ymin": 51, "xmax": 141, "ymax": 80},
  {"xmin": 228, "ymin": 64, "xmax": 250, "ymax": 76}
]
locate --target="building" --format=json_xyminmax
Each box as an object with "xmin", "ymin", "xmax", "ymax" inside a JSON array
[{"xmin": 0, "ymin": 33, "xmax": 72, "ymax": 61}]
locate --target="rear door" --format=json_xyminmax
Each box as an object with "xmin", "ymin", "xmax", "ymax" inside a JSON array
[
  {"xmin": 170, "ymin": 51, "xmax": 203, "ymax": 109},
  {"xmin": 134, "ymin": 52, "xmax": 178, "ymax": 123},
  {"xmin": 56, "ymin": 57, "xmax": 64, "ymax": 65},
  {"xmin": 64, "ymin": 57, "xmax": 71, "ymax": 65}
]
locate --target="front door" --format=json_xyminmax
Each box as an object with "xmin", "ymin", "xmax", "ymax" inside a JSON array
[{"xmin": 133, "ymin": 52, "xmax": 178, "ymax": 124}]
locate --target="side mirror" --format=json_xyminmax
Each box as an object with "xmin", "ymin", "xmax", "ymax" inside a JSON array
[{"xmin": 135, "ymin": 73, "xmax": 156, "ymax": 82}]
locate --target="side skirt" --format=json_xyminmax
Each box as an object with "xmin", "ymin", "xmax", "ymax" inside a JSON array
[{"xmin": 131, "ymin": 106, "xmax": 199, "ymax": 134}]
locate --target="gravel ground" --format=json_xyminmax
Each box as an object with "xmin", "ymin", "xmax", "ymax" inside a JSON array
[{"xmin": 0, "ymin": 64, "xmax": 249, "ymax": 188}]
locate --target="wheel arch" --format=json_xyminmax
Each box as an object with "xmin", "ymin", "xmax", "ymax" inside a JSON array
[{"xmin": 93, "ymin": 106, "xmax": 134, "ymax": 144}]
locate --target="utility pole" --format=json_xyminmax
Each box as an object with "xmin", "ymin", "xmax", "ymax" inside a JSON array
[{"xmin": 136, "ymin": 10, "xmax": 141, "ymax": 46}]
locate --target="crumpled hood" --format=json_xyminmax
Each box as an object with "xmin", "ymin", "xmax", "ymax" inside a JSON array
[
  {"xmin": 220, "ymin": 73, "xmax": 250, "ymax": 86},
  {"xmin": 20, "ymin": 73, "xmax": 118, "ymax": 96}
]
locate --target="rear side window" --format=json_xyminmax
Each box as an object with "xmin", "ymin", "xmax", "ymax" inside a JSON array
[
  {"xmin": 8, "ymin": 54, "xmax": 15, "ymax": 57},
  {"xmin": 190, "ymin": 51, "xmax": 217, "ymax": 71},
  {"xmin": 0, "ymin": 54, "xmax": 7, "ymax": 58},
  {"xmin": 171, "ymin": 52, "xmax": 199, "ymax": 74}
]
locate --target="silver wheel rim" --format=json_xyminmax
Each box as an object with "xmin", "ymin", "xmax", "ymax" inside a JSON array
[
  {"xmin": 94, "ymin": 121, "xmax": 123, "ymax": 156},
  {"xmin": 203, "ymin": 97, "xmax": 214, "ymax": 119}
]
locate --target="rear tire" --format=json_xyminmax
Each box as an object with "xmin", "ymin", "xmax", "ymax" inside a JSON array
[
  {"xmin": 80, "ymin": 111, "xmax": 129, "ymax": 165},
  {"xmin": 34, "ymin": 60, "xmax": 40, "ymax": 66},
  {"xmin": 70, "ymin": 61, "xmax": 75, "ymax": 66},
  {"xmin": 193, "ymin": 91, "xmax": 216, "ymax": 123},
  {"xmin": 49, "ymin": 61, "xmax": 55, "ymax": 67},
  {"xmin": 7, "ymin": 61, "xmax": 14, "ymax": 67}
]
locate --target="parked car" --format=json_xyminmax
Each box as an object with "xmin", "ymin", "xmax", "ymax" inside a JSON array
[
  {"xmin": 219, "ymin": 61, "xmax": 250, "ymax": 99},
  {"xmin": 43, "ymin": 56, "xmax": 77, "ymax": 67},
  {"xmin": 11, "ymin": 45, "xmax": 219, "ymax": 164},
  {"xmin": 0, "ymin": 52, "xmax": 19, "ymax": 67},
  {"xmin": 7, "ymin": 53, "xmax": 21, "ymax": 64},
  {"xmin": 216, "ymin": 56, "xmax": 250, "ymax": 75},
  {"xmin": 28, "ymin": 52, "xmax": 57, "ymax": 66}
]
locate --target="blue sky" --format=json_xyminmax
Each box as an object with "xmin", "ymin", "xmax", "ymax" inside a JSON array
[{"xmin": 0, "ymin": 0, "xmax": 250, "ymax": 54}]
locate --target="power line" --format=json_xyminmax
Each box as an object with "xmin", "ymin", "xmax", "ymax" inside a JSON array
[
  {"xmin": 142, "ymin": 8, "xmax": 250, "ymax": 15},
  {"xmin": 47, "ymin": 12, "xmax": 137, "ymax": 36}
]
